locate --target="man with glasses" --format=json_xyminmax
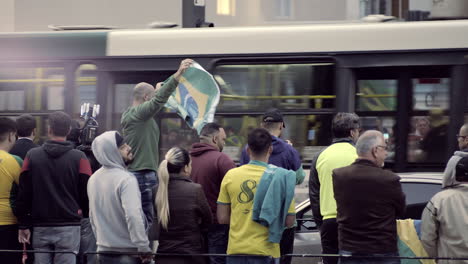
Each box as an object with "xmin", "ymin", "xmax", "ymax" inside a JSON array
[
  {"xmin": 421, "ymin": 124, "xmax": 468, "ymax": 262},
  {"xmin": 332, "ymin": 130, "xmax": 406, "ymax": 264},
  {"xmin": 309, "ymin": 112, "xmax": 360, "ymax": 264}
]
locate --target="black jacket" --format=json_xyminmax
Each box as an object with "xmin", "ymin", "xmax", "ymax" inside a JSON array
[
  {"xmin": 16, "ymin": 140, "xmax": 92, "ymax": 228},
  {"xmin": 10, "ymin": 138, "xmax": 39, "ymax": 160},
  {"xmin": 333, "ymin": 159, "xmax": 406, "ymax": 253},
  {"xmin": 155, "ymin": 174, "xmax": 212, "ymax": 259}
]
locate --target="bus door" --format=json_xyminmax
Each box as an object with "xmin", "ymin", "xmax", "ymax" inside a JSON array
[{"xmin": 353, "ymin": 65, "xmax": 455, "ymax": 172}]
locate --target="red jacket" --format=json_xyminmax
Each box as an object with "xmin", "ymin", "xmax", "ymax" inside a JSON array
[{"xmin": 189, "ymin": 143, "xmax": 236, "ymax": 223}]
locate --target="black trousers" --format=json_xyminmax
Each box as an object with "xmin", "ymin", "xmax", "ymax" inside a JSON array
[
  {"xmin": 0, "ymin": 224, "xmax": 23, "ymax": 264},
  {"xmin": 320, "ymin": 218, "xmax": 339, "ymax": 264},
  {"xmin": 280, "ymin": 228, "xmax": 295, "ymax": 264}
]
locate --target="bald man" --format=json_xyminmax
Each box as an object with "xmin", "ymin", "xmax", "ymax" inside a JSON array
[
  {"xmin": 332, "ymin": 130, "xmax": 406, "ymax": 264},
  {"xmin": 121, "ymin": 59, "xmax": 193, "ymax": 230}
]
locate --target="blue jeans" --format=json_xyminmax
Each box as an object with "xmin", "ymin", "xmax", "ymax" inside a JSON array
[
  {"xmin": 97, "ymin": 253, "xmax": 142, "ymax": 264},
  {"xmin": 132, "ymin": 170, "xmax": 157, "ymax": 230},
  {"xmin": 33, "ymin": 226, "xmax": 81, "ymax": 264},
  {"xmin": 207, "ymin": 224, "xmax": 229, "ymax": 264},
  {"xmin": 338, "ymin": 250, "xmax": 400, "ymax": 264},
  {"xmin": 227, "ymin": 256, "xmax": 279, "ymax": 264},
  {"xmin": 79, "ymin": 218, "xmax": 97, "ymax": 264}
]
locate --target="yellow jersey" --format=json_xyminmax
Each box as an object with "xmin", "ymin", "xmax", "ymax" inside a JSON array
[
  {"xmin": 0, "ymin": 150, "xmax": 22, "ymax": 225},
  {"xmin": 217, "ymin": 161, "xmax": 295, "ymax": 258}
]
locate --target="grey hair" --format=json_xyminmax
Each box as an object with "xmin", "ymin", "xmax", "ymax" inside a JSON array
[
  {"xmin": 332, "ymin": 112, "xmax": 360, "ymax": 138},
  {"xmin": 356, "ymin": 132, "xmax": 380, "ymax": 156},
  {"xmin": 133, "ymin": 82, "xmax": 154, "ymax": 101}
]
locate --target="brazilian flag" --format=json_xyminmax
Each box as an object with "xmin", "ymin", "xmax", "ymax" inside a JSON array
[
  {"xmin": 165, "ymin": 62, "xmax": 220, "ymax": 134},
  {"xmin": 397, "ymin": 219, "xmax": 435, "ymax": 264}
]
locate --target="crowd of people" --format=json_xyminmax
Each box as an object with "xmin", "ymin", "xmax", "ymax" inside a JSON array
[{"xmin": 1, "ymin": 59, "xmax": 467, "ymax": 264}]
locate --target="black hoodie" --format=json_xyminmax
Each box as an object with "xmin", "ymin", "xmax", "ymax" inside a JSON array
[{"xmin": 16, "ymin": 140, "xmax": 92, "ymax": 228}]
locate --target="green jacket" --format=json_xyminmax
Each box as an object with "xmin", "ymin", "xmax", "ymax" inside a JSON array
[{"xmin": 121, "ymin": 76, "xmax": 178, "ymax": 172}]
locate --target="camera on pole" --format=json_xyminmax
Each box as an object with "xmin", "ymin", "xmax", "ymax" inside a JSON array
[{"xmin": 80, "ymin": 103, "xmax": 100, "ymax": 146}]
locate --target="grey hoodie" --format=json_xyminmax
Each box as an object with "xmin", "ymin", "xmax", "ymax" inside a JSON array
[
  {"xmin": 421, "ymin": 151, "xmax": 468, "ymax": 263},
  {"xmin": 88, "ymin": 131, "xmax": 150, "ymax": 253}
]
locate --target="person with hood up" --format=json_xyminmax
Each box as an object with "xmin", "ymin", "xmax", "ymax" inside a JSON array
[
  {"xmin": 16, "ymin": 111, "xmax": 92, "ymax": 264},
  {"xmin": 190, "ymin": 123, "xmax": 236, "ymax": 264},
  {"xmin": 421, "ymin": 124, "xmax": 468, "ymax": 264},
  {"xmin": 88, "ymin": 131, "xmax": 152, "ymax": 264},
  {"xmin": 240, "ymin": 109, "xmax": 304, "ymax": 264},
  {"xmin": 154, "ymin": 146, "xmax": 212, "ymax": 264}
]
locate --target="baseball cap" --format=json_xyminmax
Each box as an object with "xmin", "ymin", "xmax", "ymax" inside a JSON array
[{"xmin": 262, "ymin": 108, "xmax": 285, "ymax": 128}]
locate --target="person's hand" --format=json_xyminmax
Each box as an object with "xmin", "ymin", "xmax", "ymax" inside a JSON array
[
  {"xmin": 139, "ymin": 253, "xmax": 153, "ymax": 264},
  {"xmin": 285, "ymin": 139, "xmax": 293, "ymax": 146},
  {"xmin": 18, "ymin": 229, "xmax": 31, "ymax": 244},
  {"xmin": 173, "ymin": 59, "xmax": 194, "ymax": 81}
]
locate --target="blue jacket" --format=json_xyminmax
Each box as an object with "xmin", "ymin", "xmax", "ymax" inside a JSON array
[
  {"xmin": 240, "ymin": 135, "xmax": 304, "ymax": 184},
  {"xmin": 251, "ymin": 162, "xmax": 296, "ymax": 243}
]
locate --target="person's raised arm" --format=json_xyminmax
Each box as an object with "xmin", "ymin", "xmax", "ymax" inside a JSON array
[{"xmin": 133, "ymin": 59, "xmax": 194, "ymax": 121}]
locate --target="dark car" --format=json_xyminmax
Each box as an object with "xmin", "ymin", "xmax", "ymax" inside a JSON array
[{"xmin": 292, "ymin": 173, "xmax": 443, "ymax": 264}]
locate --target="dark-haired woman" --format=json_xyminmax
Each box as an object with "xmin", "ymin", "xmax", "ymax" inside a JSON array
[{"xmin": 153, "ymin": 147, "xmax": 212, "ymax": 264}]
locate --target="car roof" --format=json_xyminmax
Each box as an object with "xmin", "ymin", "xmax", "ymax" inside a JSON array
[{"xmin": 296, "ymin": 172, "xmax": 443, "ymax": 211}]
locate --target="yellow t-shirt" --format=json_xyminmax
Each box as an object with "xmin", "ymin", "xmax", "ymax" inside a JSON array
[
  {"xmin": 0, "ymin": 150, "xmax": 22, "ymax": 225},
  {"xmin": 217, "ymin": 161, "xmax": 295, "ymax": 258}
]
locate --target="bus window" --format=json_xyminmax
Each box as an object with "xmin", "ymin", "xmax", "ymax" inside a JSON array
[
  {"xmin": 0, "ymin": 66, "xmax": 65, "ymax": 143},
  {"xmin": 114, "ymin": 84, "xmax": 134, "ymax": 113},
  {"xmin": 214, "ymin": 63, "xmax": 335, "ymax": 111},
  {"xmin": 408, "ymin": 111, "xmax": 449, "ymax": 163},
  {"xmin": 412, "ymin": 78, "xmax": 449, "ymax": 111},
  {"xmin": 74, "ymin": 64, "xmax": 97, "ymax": 116},
  {"xmin": 355, "ymin": 74, "xmax": 397, "ymax": 162},
  {"xmin": 356, "ymin": 80, "xmax": 397, "ymax": 111},
  {"xmin": 159, "ymin": 117, "xmax": 198, "ymax": 157},
  {"xmin": 360, "ymin": 116, "xmax": 396, "ymax": 162},
  {"xmin": 0, "ymin": 90, "xmax": 24, "ymax": 111},
  {"xmin": 217, "ymin": 114, "xmax": 334, "ymax": 164},
  {"xmin": 408, "ymin": 77, "xmax": 450, "ymax": 164},
  {"xmin": 0, "ymin": 67, "xmax": 65, "ymax": 111}
]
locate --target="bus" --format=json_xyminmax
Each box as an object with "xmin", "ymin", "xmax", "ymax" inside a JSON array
[{"xmin": 1, "ymin": 19, "xmax": 467, "ymax": 177}]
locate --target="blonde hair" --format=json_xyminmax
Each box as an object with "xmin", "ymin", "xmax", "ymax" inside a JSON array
[{"xmin": 155, "ymin": 147, "xmax": 190, "ymax": 230}]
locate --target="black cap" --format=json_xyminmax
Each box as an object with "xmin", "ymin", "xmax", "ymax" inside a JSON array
[
  {"xmin": 115, "ymin": 132, "xmax": 126, "ymax": 148},
  {"xmin": 262, "ymin": 108, "xmax": 285, "ymax": 128}
]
